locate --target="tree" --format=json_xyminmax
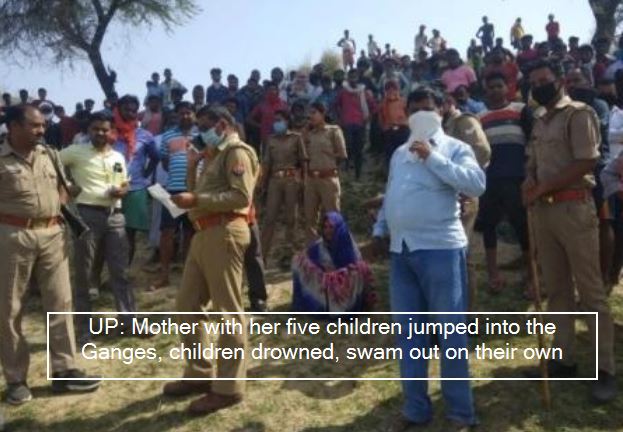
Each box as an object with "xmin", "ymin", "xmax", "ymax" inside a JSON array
[
  {"xmin": 0, "ymin": 0, "xmax": 199, "ymax": 98},
  {"xmin": 589, "ymin": 0, "xmax": 623, "ymax": 42}
]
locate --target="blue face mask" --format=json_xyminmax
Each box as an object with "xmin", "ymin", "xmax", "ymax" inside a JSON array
[
  {"xmin": 273, "ymin": 120, "xmax": 287, "ymax": 135},
  {"xmin": 201, "ymin": 127, "xmax": 224, "ymax": 147}
]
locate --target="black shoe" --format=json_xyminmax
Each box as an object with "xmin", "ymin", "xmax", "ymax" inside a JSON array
[
  {"xmin": 591, "ymin": 370, "xmax": 617, "ymax": 404},
  {"xmin": 523, "ymin": 359, "xmax": 578, "ymax": 378},
  {"xmin": 5, "ymin": 382, "xmax": 32, "ymax": 405},
  {"xmin": 51, "ymin": 369, "xmax": 101, "ymax": 393},
  {"xmin": 250, "ymin": 299, "xmax": 268, "ymax": 313}
]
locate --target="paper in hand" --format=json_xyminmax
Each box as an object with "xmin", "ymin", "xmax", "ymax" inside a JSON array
[{"xmin": 147, "ymin": 184, "xmax": 187, "ymax": 218}]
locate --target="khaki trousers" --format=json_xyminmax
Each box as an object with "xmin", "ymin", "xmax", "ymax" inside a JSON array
[
  {"xmin": 0, "ymin": 224, "xmax": 76, "ymax": 384},
  {"xmin": 176, "ymin": 219, "xmax": 250, "ymax": 395},
  {"xmin": 304, "ymin": 177, "xmax": 340, "ymax": 241},
  {"xmin": 461, "ymin": 197, "xmax": 479, "ymax": 312},
  {"xmin": 533, "ymin": 200, "xmax": 615, "ymax": 374},
  {"xmin": 261, "ymin": 177, "xmax": 301, "ymax": 259}
]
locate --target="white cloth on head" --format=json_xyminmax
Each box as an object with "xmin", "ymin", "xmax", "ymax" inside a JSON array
[{"xmin": 406, "ymin": 110, "xmax": 443, "ymax": 143}]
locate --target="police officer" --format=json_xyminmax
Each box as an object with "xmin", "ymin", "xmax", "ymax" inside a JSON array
[
  {"xmin": 0, "ymin": 106, "xmax": 100, "ymax": 405},
  {"xmin": 165, "ymin": 107, "xmax": 259, "ymax": 415},
  {"xmin": 523, "ymin": 59, "xmax": 616, "ymax": 402},
  {"xmin": 304, "ymin": 102, "xmax": 347, "ymax": 241},
  {"xmin": 261, "ymin": 109, "xmax": 308, "ymax": 268}
]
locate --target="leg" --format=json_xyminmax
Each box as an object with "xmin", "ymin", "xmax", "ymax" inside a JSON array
[
  {"xmin": 202, "ymin": 222, "xmax": 250, "ymax": 396},
  {"xmin": 245, "ymin": 223, "xmax": 267, "ymax": 305},
  {"xmin": 479, "ymin": 182, "xmax": 503, "ymax": 291},
  {"xmin": 461, "ymin": 198, "xmax": 479, "ymax": 311},
  {"xmin": 126, "ymin": 228, "xmax": 137, "ymax": 266},
  {"xmin": 260, "ymin": 179, "xmax": 283, "ymax": 260},
  {"xmin": 152, "ymin": 207, "xmax": 176, "ymax": 289},
  {"xmin": 104, "ymin": 213, "xmax": 135, "ymax": 323},
  {"xmin": 352, "ymin": 125, "xmax": 365, "ymax": 180},
  {"xmin": 177, "ymin": 233, "xmax": 213, "ymax": 379},
  {"xmin": 319, "ymin": 178, "xmax": 341, "ymax": 213},
  {"xmin": 304, "ymin": 179, "xmax": 321, "ymax": 242},
  {"xmin": 532, "ymin": 205, "xmax": 577, "ymax": 366},
  {"xmin": 34, "ymin": 226, "xmax": 76, "ymax": 375},
  {"xmin": 504, "ymin": 179, "xmax": 533, "ymax": 298},
  {"xmin": 74, "ymin": 208, "xmax": 104, "ymax": 341},
  {"xmin": 561, "ymin": 202, "xmax": 615, "ymax": 375},
  {"xmin": 283, "ymin": 179, "xmax": 301, "ymax": 258},
  {"xmin": 416, "ymin": 249, "xmax": 476, "ymax": 425},
  {"xmin": 388, "ymin": 248, "xmax": 432, "ymax": 424},
  {"xmin": 0, "ymin": 226, "xmax": 35, "ymax": 384}
]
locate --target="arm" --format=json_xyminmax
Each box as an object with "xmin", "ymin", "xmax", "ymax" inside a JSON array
[
  {"xmin": 456, "ymin": 116, "xmax": 491, "ymax": 168},
  {"xmin": 195, "ymin": 148, "xmax": 255, "ymax": 212},
  {"xmin": 333, "ymin": 127, "xmax": 348, "ymax": 161},
  {"xmin": 608, "ymin": 109, "xmax": 623, "ymax": 144},
  {"xmin": 536, "ymin": 160, "xmax": 597, "ymax": 196},
  {"xmin": 143, "ymin": 135, "xmax": 160, "ymax": 179},
  {"xmin": 297, "ymin": 135, "xmax": 309, "ymax": 179},
  {"xmin": 423, "ymin": 142, "xmax": 486, "ymax": 197},
  {"xmin": 246, "ymin": 105, "xmax": 262, "ymax": 129},
  {"xmin": 160, "ymin": 135, "xmax": 170, "ymax": 171}
]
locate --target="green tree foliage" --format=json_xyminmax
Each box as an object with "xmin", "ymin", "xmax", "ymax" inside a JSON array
[{"xmin": 0, "ymin": 0, "xmax": 199, "ymax": 98}]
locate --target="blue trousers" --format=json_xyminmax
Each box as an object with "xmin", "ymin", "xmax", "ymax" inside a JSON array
[{"xmin": 389, "ymin": 245, "xmax": 476, "ymax": 425}]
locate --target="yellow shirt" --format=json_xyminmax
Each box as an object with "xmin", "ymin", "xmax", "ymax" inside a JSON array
[{"xmin": 60, "ymin": 143, "xmax": 128, "ymax": 208}]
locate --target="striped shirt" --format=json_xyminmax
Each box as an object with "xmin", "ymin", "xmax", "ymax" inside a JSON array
[
  {"xmin": 160, "ymin": 126, "xmax": 198, "ymax": 192},
  {"xmin": 478, "ymin": 102, "xmax": 532, "ymax": 179}
]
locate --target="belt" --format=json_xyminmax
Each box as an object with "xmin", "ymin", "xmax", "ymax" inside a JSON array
[
  {"xmin": 0, "ymin": 213, "xmax": 62, "ymax": 229},
  {"xmin": 309, "ymin": 169, "xmax": 338, "ymax": 179},
  {"xmin": 541, "ymin": 189, "xmax": 590, "ymax": 204},
  {"xmin": 192, "ymin": 213, "xmax": 248, "ymax": 231},
  {"xmin": 272, "ymin": 168, "xmax": 298, "ymax": 179},
  {"xmin": 77, "ymin": 204, "xmax": 122, "ymax": 214}
]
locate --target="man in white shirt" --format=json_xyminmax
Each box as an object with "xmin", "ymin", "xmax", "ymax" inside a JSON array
[{"xmin": 414, "ymin": 25, "xmax": 428, "ymax": 57}]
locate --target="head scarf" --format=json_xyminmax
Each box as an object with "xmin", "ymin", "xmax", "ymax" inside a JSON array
[
  {"xmin": 113, "ymin": 107, "xmax": 138, "ymax": 159},
  {"xmin": 406, "ymin": 110, "xmax": 443, "ymax": 144},
  {"xmin": 308, "ymin": 212, "xmax": 359, "ymax": 269}
]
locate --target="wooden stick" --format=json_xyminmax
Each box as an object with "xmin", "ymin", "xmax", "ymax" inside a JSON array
[{"xmin": 526, "ymin": 207, "xmax": 552, "ymax": 410}]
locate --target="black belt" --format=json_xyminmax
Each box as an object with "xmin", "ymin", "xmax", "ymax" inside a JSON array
[{"xmin": 77, "ymin": 204, "xmax": 122, "ymax": 214}]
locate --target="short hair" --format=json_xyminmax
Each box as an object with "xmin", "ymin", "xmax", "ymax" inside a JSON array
[
  {"xmin": 484, "ymin": 71, "xmax": 508, "ymax": 85},
  {"xmin": 174, "ymin": 101, "xmax": 194, "ymax": 113},
  {"xmin": 446, "ymin": 49, "xmax": 460, "ymax": 57},
  {"xmin": 117, "ymin": 94, "xmax": 140, "ymax": 108},
  {"xmin": 528, "ymin": 59, "xmax": 564, "ymax": 78},
  {"xmin": 227, "ymin": 74, "xmax": 238, "ymax": 81},
  {"xmin": 88, "ymin": 111, "xmax": 113, "ymax": 126},
  {"xmin": 224, "ymin": 97, "xmax": 238, "ymax": 107},
  {"xmin": 196, "ymin": 105, "xmax": 212, "ymax": 118},
  {"xmin": 569, "ymin": 36, "xmax": 579, "ymax": 42},
  {"xmin": 310, "ymin": 102, "xmax": 327, "ymax": 114},
  {"xmin": 206, "ymin": 106, "xmax": 235, "ymax": 125},
  {"xmin": 5, "ymin": 105, "xmax": 37, "ymax": 128},
  {"xmin": 38, "ymin": 87, "xmax": 46, "ymax": 93},
  {"xmin": 84, "ymin": 98, "xmax": 95, "ymax": 105},
  {"xmin": 210, "ymin": 68, "xmax": 222, "ymax": 75},
  {"xmin": 407, "ymin": 87, "xmax": 437, "ymax": 106},
  {"xmin": 579, "ymin": 44, "xmax": 594, "ymax": 53}
]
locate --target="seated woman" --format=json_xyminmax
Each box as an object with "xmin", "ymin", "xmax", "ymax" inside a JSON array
[{"xmin": 292, "ymin": 211, "xmax": 376, "ymax": 313}]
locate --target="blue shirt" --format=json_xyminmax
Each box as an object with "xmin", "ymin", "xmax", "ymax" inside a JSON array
[
  {"xmin": 206, "ymin": 84, "xmax": 230, "ymax": 106},
  {"xmin": 458, "ymin": 98, "xmax": 486, "ymax": 115},
  {"xmin": 160, "ymin": 126, "xmax": 198, "ymax": 192},
  {"xmin": 112, "ymin": 128, "xmax": 159, "ymax": 192},
  {"xmin": 373, "ymin": 130, "xmax": 486, "ymax": 252}
]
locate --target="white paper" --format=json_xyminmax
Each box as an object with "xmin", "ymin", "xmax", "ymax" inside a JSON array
[{"xmin": 147, "ymin": 184, "xmax": 187, "ymax": 219}]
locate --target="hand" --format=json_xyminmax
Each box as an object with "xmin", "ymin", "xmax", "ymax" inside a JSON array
[
  {"xmin": 171, "ymin": 192, "xmax": 197, "ymax": 209},
  {"xmin": 109, "ymin": 182, "xmax": 129, "ymax": 198},
  {"xmin": 409, "ymin": 141, "xmax": 432, "ymax": 160}
]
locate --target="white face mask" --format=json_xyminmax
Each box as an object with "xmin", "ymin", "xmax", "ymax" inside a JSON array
[{"xmin": 408, "ymin": 110, "xmax": 443, "ymax": 142}]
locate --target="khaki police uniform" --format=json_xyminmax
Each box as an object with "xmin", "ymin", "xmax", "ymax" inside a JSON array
[
  {"xmin": 445, "ymin": 111, "xmax": 491, "ymax": 311},
  {"xmin": 0, "ymin": 139, "xmax": 76, "ymax": 384},
  {"xmin": 304, "ymin": 125, "xmax": 347, "ymax": 240},
  {"xmin": 176, "ymin": 133, "xmax": 258, "ymax": 396},
  {"xmin": 527, "ymin": 96, "xmax": 615, "ymax": 375},
  {"xmin": 261, "ymin": 131, "xmax": 308, "ymax": 259}
]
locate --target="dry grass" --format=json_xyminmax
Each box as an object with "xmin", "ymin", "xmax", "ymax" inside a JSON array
[{"xmin": 3, "ymin": 164, "xmax": 623, "ymax": 432}]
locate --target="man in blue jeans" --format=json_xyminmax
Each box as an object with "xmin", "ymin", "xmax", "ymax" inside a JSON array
[{"xmin": 373, "ymin": 99, "xmax": 485, "ymax": 431}]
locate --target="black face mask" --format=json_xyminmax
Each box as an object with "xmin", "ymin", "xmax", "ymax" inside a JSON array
[
  {"xmin": 532, "ymin": 82, "xmax": 560, "ymax": 106},
  {"xmin": 569, "ymin": 87, "xmax": 596, "ymax": 105}
]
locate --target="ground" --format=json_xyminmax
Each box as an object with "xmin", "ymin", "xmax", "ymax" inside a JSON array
[{"xmin": 3, "ymin": 164, "xmax": 623, "ymax": 432}]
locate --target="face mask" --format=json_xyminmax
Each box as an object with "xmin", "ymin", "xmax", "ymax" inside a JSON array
[
  {"xmin": 201, "ymin": 127, "xmax": 224, "ymax": 148},
  {"xmin": 532, "ymin": 82, "xmax": 560, "ymax": 106},
  {"xmin": 408, "ymin": 110, "xmax": 443, "ymax": 142},
  {"xmin": 569, "ymin": 87, "xmax": 596, "ymax": 105},
  {"xmin": 273, "ymin": 120, "xmax": 287, "ymax": 135}
]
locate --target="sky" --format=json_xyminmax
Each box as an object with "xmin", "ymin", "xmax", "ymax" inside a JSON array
[{"xmin": 1, "ymin": 0, "xmax": 596, "ymax": 110}]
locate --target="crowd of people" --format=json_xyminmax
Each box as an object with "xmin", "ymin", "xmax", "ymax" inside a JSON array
[{"xmin": 0, "ymin": 12, "xmax": 622, "ymax": 431}]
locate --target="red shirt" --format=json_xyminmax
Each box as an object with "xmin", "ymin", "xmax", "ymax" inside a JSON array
[
  {"xmin": 250, "ymin": 99, "xmax": 288, "ymax": 142},
  {"xmin": 59, "ymin": 116, "xmax": 80, "ymax": 147},
  {"xmin": 336, "ymin": 88, "xmax": 368, "ymax": 126},
  {"xmin": 546, "ymin": 22, "xmax": 560, "ymax": 39}
]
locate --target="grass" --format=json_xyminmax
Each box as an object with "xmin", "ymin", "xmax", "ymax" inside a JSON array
[{"xmin": 3, "ymin": 162, "xmax": 623, "ymax": 432}]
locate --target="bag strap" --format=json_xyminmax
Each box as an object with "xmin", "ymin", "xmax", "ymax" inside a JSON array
[{"xmin": 42, "ymin": 145, "xmax": 70, "ymax": 193}]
